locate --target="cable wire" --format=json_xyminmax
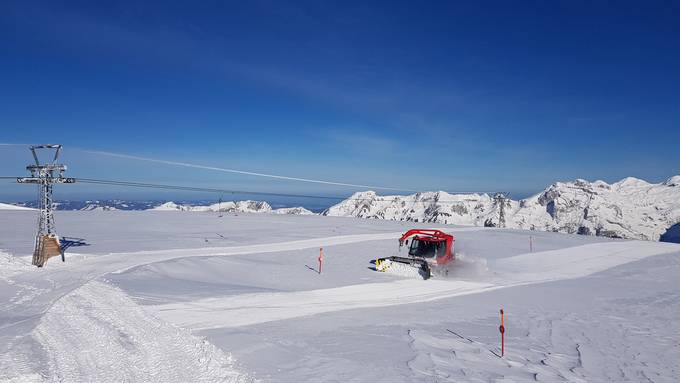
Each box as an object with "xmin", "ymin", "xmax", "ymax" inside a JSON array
[
  {"xmin": 75, "ymin": 178, "xmax": 501, "ymax": 204},
  {"xmin": 2, "ymin": 175, "xmax": 503, "ymax": 204}
]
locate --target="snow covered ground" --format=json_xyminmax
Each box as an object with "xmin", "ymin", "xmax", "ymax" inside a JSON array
[
  {"xmin": 1, "ymin": 210, "xmax": 679, "ymax": 382},
  {"xmin": 0, "ymin": 202, "xmax": 34, "ymax": 211}
]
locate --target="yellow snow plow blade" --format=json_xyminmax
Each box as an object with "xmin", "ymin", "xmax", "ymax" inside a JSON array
[{"xmin": 373, "ymin": 257, "xmax": 432, "ymax": 279}]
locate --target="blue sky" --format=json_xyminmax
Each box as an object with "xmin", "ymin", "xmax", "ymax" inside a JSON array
[{"xmin": 1, "ymin": 0, "xmax": 679, "ymax": 202}]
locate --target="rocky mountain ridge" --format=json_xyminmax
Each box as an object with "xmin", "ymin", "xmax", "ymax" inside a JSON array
[{"xmin": 323, "ymin": 176, "xmax": 680, "ymax": 241}]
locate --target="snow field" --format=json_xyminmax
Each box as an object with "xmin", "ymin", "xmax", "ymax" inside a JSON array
[
  {"xmin": 1, "ymin": 211, "xmax": 679, "ymax": 382},
  {"xmin": 147, "ymin": 240, "xmax": 677, "ymax": 330}
]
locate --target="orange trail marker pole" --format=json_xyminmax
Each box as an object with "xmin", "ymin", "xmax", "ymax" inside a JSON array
[
  {"xmin": 499, "ymin": 309, "xmax": 505, "ymax": 357},
  {"xmin": 318, "ymin": 247, "xmax": 324, "ymax": 274}
]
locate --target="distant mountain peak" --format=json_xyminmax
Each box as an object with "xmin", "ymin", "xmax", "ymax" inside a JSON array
[{"xmin": 325, "ymin": 176, "xmax": 680, "ymax": 242}]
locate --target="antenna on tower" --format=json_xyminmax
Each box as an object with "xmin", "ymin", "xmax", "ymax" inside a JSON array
[{"xmin": 17, "ymin": 145, "xmax": 75, "ymax": 267}]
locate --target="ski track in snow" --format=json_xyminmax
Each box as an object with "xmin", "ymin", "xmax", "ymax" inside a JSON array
[{"xmin": 150, "ymin": 241, "xmax": 678, "ymax": 330}]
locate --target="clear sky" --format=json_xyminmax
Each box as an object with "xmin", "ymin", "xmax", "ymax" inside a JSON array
[{"xmin": 1, "ymin": 1, "xmax": 679, "ymax": 202}]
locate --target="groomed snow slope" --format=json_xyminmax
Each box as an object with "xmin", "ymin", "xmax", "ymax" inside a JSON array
[
  {"xmin": 1, "ymin": 211, "xmax": 679, "ymax": 382},
  {"xmin": 149, "ymin": 241, "xmax": 675, "ymax": 330}
]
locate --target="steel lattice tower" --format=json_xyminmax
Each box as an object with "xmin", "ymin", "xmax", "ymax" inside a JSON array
[
  {"xmin": 493, "ymin": 192, "xmax": 508, "ymax": 228},
  {"xmin": 17, "ymin": 145, "xmax": 75, "ymax": 267}
]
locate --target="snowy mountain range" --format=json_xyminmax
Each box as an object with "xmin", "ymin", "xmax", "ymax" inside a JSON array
[
  {"xmin": 4, "ymin": 175, "xmax": 679, "ymax": 241},
  {"xmin": 324, "ymin": 176, "xmax": 680, "ymax": 242},
  {"xmin": 13, "ymin": 200, "xmax": 160, "ymax": 211},
  {"xmin": 9, "ymin": 200, "xmax": 314, "ymax": 215},
  {"xmin": 151, "ymin": 200, "xmax": 314, "ymax": 215}
]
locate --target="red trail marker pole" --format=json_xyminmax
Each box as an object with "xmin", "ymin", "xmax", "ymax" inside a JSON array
[
  {"xmin": 318, "ymin": 247, "xmax": 324, "ymax": 274},
  {"xmin": 499, "ymin": 309, "xmax": 505, "ymax": 357}
]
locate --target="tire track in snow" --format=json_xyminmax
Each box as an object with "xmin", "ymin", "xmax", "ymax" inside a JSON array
[{"xmin": 149, "ymin": 241, "xmax": 679, "ymax": 330}]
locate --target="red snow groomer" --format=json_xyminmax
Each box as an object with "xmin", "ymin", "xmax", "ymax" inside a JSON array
[{"xmin": 374, "ymin": 229, "xmax": 455, "ymax": 280}]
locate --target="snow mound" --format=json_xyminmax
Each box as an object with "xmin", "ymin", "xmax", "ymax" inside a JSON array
[{"xmin": 30, "ymin": 281, "xmax": 251, "ymax": 383}]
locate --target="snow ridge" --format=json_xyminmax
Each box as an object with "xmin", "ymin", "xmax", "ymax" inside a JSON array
[{"xmin": 323, "ymin": 176, "xmax": 680, "ymax": 241}]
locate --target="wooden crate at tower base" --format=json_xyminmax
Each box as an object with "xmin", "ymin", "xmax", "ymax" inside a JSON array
[{"xmin": 32, "ymin": 234, "xmax": 63, "ymax": 267}]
